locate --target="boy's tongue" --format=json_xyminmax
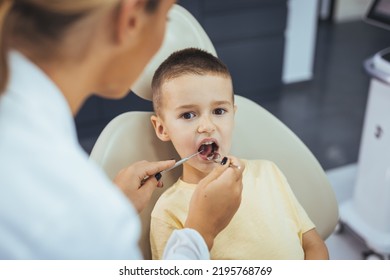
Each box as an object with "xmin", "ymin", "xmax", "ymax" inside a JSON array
[{"xmin": 198, "ymin": 143, "xmax": 217, "ymax": 160}]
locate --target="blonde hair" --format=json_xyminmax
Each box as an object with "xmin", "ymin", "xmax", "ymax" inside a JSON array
[
  {"xmin": 0, "ymin": 1, "xmax": 13, "ymax": 94},
  {"xmin": 0, "ymin": 0, "xmax": 118, "ymax": 94},
  {"xmin": 0, "ymin": 0, "xmax": 161, "ymax": 94}
]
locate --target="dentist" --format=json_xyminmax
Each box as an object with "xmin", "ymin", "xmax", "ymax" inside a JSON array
[{"xmin": 0, "ymin": 0, "xmax": 243, "ymax": 259}]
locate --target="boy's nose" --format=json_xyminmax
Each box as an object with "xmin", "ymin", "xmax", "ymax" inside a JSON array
[{"xmin": 197, "ymin": 116, "xmax": 216, "ymax": 134}]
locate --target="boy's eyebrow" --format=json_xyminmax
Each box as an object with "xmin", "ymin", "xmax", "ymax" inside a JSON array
[
  {"xmin": 174, "ymin": 100, "xmax": 233, "ymax": 111},
  {"xmin": 212, "ymin": 100, "xmax": 233, "ymax": 106},
  {"xmin": 174, "ymin": 104, "xmax": 198, "ymax": 111}
]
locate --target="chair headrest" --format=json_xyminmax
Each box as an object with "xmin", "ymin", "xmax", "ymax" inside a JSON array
[{"xmin": 131, "ymin": 4, "xmax": 217, "ymax": 101}]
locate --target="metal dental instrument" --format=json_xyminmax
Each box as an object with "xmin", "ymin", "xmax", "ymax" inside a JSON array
[
  {"xmin": 208, "ymin": 153, "xmax": 241, "ymax": 169},
  {"xmin": 140, "ymin": 150, "xmax": 202, "ymax": 186},
  {"xmin": 161, "ymin": 150, "xmax": 202, "ymax": 173}
]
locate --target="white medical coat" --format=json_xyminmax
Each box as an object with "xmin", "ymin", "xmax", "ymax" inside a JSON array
[{"xmin": 0, "ymin": 51, "xmax": 208, "ymax": 260}]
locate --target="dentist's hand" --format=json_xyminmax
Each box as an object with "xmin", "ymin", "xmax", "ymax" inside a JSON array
[
  {"xmin": 114, "ymin": 160, "xmax": 175, "ymax": 213},
  {"xmin": 184, "ymin": 156, "xmax": 244, "ymax": 250}
]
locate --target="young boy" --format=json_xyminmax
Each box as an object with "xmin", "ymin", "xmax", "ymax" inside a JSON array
[{"xmin": 150, "ymin": 48, "xmax": 329, "ymax": 260}]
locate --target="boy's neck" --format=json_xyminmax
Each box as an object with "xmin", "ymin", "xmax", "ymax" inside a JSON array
[{"xmin": 181, "ymin": 163, "xmax": 208, "ymax": 184}]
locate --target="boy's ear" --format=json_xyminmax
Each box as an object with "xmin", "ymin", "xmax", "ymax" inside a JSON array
[{"xmin": 150, "ymin": 115, "xmax": 171, "ymax": 142}]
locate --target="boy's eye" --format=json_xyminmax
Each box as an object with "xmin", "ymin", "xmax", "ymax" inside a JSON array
[
  {"xmin": 181, "ymin": 112, "xmax": 196, "ymax": 119},
  {"xmin": 214, "ymin": 108, "xmax": 226, "ymax": 115}
]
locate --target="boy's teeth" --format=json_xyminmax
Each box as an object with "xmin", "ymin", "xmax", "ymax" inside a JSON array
[{"xmin": 198, "ymin": 141, "xmax": 218, "ymax": 158}]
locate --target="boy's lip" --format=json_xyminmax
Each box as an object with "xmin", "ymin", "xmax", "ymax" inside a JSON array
[{"xmin": 197, "ymin": 138, "xmax": 219, "ymax": 161}]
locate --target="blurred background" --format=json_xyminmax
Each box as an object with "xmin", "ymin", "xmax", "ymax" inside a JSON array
[
  {"xmin": 75, "ymin": 0, "xmax": 390, "ymax": 259},
  {"xmin": 76, "ymin": 0, "xmax": 390, "ymax": 171}
]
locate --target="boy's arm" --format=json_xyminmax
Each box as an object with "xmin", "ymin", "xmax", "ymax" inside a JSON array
[{"xmin": 302, "ymin": 228, "xmax": 329, "ymax": 260}]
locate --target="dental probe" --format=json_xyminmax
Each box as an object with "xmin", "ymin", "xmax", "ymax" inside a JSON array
[
  {"xmin": 140, "ymin": 150, "xmax": 202, "ymax": 186},
  {"xmin": 161, "ymin": 150, "xmax": 202, "ymax": 173}
]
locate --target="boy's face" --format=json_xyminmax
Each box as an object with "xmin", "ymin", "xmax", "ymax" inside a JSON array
[{"xmin": 151, "ymin": 73, "xmax": 236, "ymax": 183}]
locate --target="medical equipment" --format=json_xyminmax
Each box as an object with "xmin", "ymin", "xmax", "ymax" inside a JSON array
[
  {"xmin": 339, "ymin": 48, "xmax": 390, "ymax": 260},
  {"xmin": 141, "ymin": 150, "xmax": 202, "ymax": 185},
  {"xmin": 365, "ymin": 0, "xmax": 390, "ymax": 31},
  {"xmin": 338, "ymin": 0, "xmax": 390, "ymax": 259},
  {"xmin": 206, "ymin": 152, "xmax": 240, "ymax": 169},
  {"xmin": 162, "ymin": 150, "xmax": 202, "ymax": 173},
  {"xmin": 142, "ymin": 146, "xmax": 239, "ymax": 185}
]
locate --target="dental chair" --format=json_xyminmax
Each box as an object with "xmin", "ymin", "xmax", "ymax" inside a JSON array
[{"xmin": 89, "ymin": 4, "xmax": 339, "ymax": 260}]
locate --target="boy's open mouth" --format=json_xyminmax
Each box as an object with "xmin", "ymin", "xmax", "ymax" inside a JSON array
[{"xmin": 198, "ymin": 141, "xmax": 219, "ymax": 160}]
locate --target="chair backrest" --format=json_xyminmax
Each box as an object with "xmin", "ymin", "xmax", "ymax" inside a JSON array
[
  {"xmin": 89, "ymin": 4, "xmax": 339, "ymax": 259},
  {"xmin": 231, "ymin": 96, "xmax": 339, "ymax": 240}
]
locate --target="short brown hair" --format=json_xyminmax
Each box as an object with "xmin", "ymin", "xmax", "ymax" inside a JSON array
[{"xmin": 151, "ymin": 47, "xmax": 232, "ymax": 116}]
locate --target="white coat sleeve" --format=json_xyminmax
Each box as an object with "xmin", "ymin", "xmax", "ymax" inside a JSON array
[{"xmin": 162, "ymin": 229, "xmax": 210, "ymax": 260}]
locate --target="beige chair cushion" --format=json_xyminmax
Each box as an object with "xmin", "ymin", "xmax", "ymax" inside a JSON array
[{"xmin": 231, "ymin": 96, "xmax": 339, "ymax": 240}]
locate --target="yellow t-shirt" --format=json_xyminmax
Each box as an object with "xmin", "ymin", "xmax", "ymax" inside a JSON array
[{"xmin": 150, "ymin": 159, "xmax": 315, "ymax": 260}]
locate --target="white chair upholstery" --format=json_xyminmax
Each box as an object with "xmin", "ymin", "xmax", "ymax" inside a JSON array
[{"xmin": 90, "ymin": 4, "xmax": 339, "ymax": 260}]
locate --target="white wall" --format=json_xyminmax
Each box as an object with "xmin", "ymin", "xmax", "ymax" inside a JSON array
[
  {"xmin": 283, "ymin": 0, "xmax": 319, "ymax": 84},
  {"xmin": 334, "ymin": 0, "xmax": 371, "ymax": 22},
  {"xmin": 278, "ymin": 0, "xmax": 373, "ymax": 84}
]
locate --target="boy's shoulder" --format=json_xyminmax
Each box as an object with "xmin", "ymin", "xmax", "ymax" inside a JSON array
[
  {"xmin": 242, "ymin": 158, "xmax": 279, "ymax": 171},
  {"xmin": 241, "ymin": 159, "xmax": 286, "ymax": 179}
]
